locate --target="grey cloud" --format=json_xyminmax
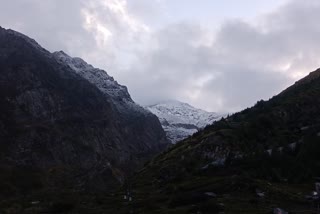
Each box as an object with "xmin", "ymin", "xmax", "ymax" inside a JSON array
[
  {"xmin": 119, "ymin": 20, "xmax": 294, "ymax": 112},
  {"xmin": 0, "ymin": 0, "xmax": 150, "ymax": 68},
  {"xmin": 119, "ymin": 0, "xmax": 320, "ymax": 112},
  {"xmin": 201, "ymin": 69, "xmax": 290, "ymax": 112},
  {"xmin": 0, "ymin": 0, "xmax": 94, "ymax": 54},
  {"xmin": 1, "ymin": 0, "xmax": 320, "ymax": 113}
]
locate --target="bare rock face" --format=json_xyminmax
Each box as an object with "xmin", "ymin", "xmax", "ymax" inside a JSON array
[
  {"xmin": 0, "ymin": 27, "xmax": 168, "ymax": 192},
  {"xmin": 52, "ymin": 51, "xmax": 166, "ymax": 153}
]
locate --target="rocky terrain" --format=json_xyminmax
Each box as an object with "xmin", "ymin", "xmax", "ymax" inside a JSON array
[
  {"xmin": 146, "ymin": 100, "xmax": 224, "ymax": 143},
  {"xmin": 2, "ymin": 26, "xmax": 320, "ymax": 214},
  {"xmin": 0, "ymin": 26, "xmax": 168, "ymax": 200},
  {"xmin": 52, "ymin": 50, "xmax": 168, "ymax": 157}
]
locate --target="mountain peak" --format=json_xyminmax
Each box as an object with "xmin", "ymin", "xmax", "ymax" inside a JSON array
[
  {"xmin": 52, "ymin": 51, "xmax": 135, "ymax": 103},
  {"xmin": 0, "ymin": 27, "xmax": 48, "ymax": 54},
  {"xmin": 0, "ymin": 28, "xmax": 169, "ymax": 193},
  {"xmin": 53, "ymin": 51, "xmax": 94, "ymax": 71},
  {"xmin": 153, "ymin": 99, "xmax": 194, "ymax": 108},
  {"xmin": 146, "ymin": 100, "xmax": 225, "ymax": 143}
]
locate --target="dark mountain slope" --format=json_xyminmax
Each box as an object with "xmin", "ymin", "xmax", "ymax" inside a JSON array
[
  {"xmin": 121, "ymin": 68, "xmax": 320, "ymax": 213},
  {"xmin": 0, "ymin": 26, "xmax": 168, "ymax": 200}
]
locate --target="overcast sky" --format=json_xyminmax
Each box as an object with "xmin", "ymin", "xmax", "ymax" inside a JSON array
[{"xmin": 1, "ymin": 0, "xmax": 320, "ymax": 112}]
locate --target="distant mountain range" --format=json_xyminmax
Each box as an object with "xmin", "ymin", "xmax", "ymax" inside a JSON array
[{"xmin": 146, "ymin": 100, "xmax": 225, "ymax": 143}]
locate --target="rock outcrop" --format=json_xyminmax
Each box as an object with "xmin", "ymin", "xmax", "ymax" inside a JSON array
[{"xmin": 0, "ymin": 27, "xmax": 168, "ymax": 192}]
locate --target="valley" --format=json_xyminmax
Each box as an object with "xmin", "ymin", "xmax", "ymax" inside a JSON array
[{"xmin": 1, "ymin": 27, "xmax": 320, "ymax": 214}]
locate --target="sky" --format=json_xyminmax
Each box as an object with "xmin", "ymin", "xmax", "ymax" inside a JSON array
[{"xmin": 1, "ymin": 0, "xmax": 320, "ymax": 112}]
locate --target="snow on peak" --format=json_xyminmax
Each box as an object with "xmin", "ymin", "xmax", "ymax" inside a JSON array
[
  {"xmin": 54, "ymin": 51, "xmax": 94, "ymax": 71},
  {"xmin": 53, "ymin": 51, "xmax": 132, "ymax": 102},
  {"xmin": 52, "ymin": 51, "xmax": 153, "ymax": 116},
  {"xmin": 146, "ymin": 100, "xmax": 225, "ymax": 143}
]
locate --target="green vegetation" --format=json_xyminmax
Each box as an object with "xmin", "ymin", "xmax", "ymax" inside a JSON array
[
  {"xmin": 2, "ymin": 69, "xmax": 320, "ymax": 213},
  {"xmin": 124, "ymin": 69, "xmax": 320, "ymax": 213}
]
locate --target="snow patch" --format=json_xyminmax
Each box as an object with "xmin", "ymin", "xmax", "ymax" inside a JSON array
[
  {"xmin": 53, "ymin": 51, "xmax": 151, "ymax": 116},
  {"xmin": 146, "ymin": 100, "xmax": 225, "ymax": 143}
]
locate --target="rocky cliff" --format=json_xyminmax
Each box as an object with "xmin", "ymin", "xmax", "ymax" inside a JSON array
[{"xmin": 0, "ymin": 27, "xmax": 168, "ymax": 194}]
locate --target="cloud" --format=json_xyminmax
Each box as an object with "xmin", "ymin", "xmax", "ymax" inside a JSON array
[
  {"xmin": 0, "ymin": 0, "xmax": 150, "ymax": 68},
  {"xmin": 117, "ymin": 21, "xmax": 292, "ymax": 112},
  {"xmin": 118, "ymin": 0, "xmax": 320, "ymax": 112},
  {"xmin": 0, "ymin": 0, "xmax": 94, "ymax": 53},
  {"xmin": 1, "ymin": 0, "xmax": 320, "ymax": 112}
]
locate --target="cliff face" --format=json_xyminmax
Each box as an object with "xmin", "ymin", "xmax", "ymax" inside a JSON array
[
  {"xmin": 52, "ymin": 51, "xmax": 168, "ymax": 155},
  {"xmin": 0, "ymin": 27, "xmax": 168, "ymax": 192}
]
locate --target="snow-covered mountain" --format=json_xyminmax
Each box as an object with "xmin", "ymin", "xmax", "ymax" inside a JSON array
[
  {"xmin": 0, "ymin": 26, "xmax": 169, "ymax": 191},
  {"xmin": 52, "ymin": 52, "xmax": 223, "ymax": 144},
  {"xmin": 53, "ymin": 51, "xmax": 131, "ymax": 102},
  {"xmin": 53, "ymin": 51, "xmax": 150, "ymax": 115},
  {"xmin": 146, "ymin": 100, "xmax": 225, "ymax": 143}
]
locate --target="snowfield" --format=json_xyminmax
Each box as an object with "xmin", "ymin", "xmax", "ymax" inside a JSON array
[{"xmin": 146, "ymin": 100, "xmax": 225, "ymax": 143}]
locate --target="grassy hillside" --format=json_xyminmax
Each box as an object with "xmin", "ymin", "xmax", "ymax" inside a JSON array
[
  {"xmin": 123, "ymin": 68, "xmax": 320, "ymax": 213},
  {"xmin": 2, "ymin": 64, "xmax": 320, "ymax": 213}
]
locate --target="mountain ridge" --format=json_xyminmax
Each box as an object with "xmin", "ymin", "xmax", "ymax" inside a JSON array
[
  {"xmin": 146, "ymin": 100, "xmax": 224, "ymax": 143},
  {"xmin": 125, "ymin": 68, "xmax": 320, "ymax": 213},
  {"xmin": 0, "ymin": 27, "xmax": 168, "ymax": 196},
  {"xmin": 2, "ymin": 26, "xmax": 320, "ymax": 213}
]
